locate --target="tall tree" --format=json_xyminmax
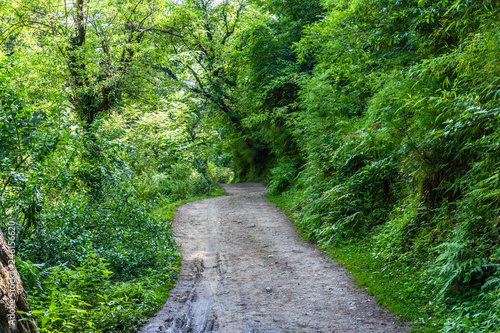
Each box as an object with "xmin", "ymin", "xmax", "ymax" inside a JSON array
[
  {"xmin": 223, "ymin": 0, "xmax": 324, "ymax": 181},
  {"xmin": 156, "ymin": 0, "xmax": 275, "ymax": 179},
  {"xmin": 2, "ymin": 0, "xmax": 171, "ymax": 194},
  {"xmin": 158, "ymin": 0, "xmax": 246, "ymax": 129},
  {"xmin": 4, "ymin": 0, "xmax": 169, "ymax": 125}
]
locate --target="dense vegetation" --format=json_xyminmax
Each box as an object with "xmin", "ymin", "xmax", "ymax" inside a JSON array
[
  {"xmin": 228, "ymin": 0, "xmax": 500, "ymax": 331},
  {"xmin": 0, "ymin": 1, "xmax": 232, "ymax": 331},
  {"xmin": 1, "ymin": 0, "xmax": 500, "ymax": 332}
]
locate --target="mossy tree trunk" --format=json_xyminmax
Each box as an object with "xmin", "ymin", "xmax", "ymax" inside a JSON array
[
  {"xmin": 66, "ymin": 0, "xmax": 153, "ymax": 197},
  {"xmin": 0, "ymin": 230, "xmax": 37, "ymax": 333}
]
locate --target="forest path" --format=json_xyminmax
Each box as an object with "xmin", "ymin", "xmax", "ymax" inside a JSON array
[{"xmin": 140, "ymin": 183, "xmax": 408, "ymax": 333}]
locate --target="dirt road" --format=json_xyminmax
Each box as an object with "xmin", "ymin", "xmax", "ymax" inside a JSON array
[{"xmin": 141, "ymin": 183, "xmax": 408, "ymax": 333}]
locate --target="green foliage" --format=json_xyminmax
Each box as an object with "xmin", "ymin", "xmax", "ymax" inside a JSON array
[
  {"xmin": 267, "ymin": 157, "xmax": 301, "ymax": 195},
  {"xmin": 3, "ymin": 0, "xmax": 500, "ymax": 331},
  {"xmin": 7, "ymin": 100, "xmax": 229, "ymax": 330},
  {"xmin": 0, "ymin": 51, "xmax": 61, "ymax": 230},
  {"xmin": 19, "ymin": 253, "xmax": 175, "ymax": 333},
  {"xmin": 223, "ymin": 0, "xmax": 323, "ymax": 180},
  {"xmin": 257, "ymin": 0, "xmax": 500, "ymax": 331},
  {"xmin": 1, "ymin": 13, "xmax": 231, "ymax": 330}
]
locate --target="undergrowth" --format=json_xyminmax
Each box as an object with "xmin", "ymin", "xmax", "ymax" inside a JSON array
[
  {"xmin": 273, "ymin": 188, "xmax": 500, "ymax": 332},
  {"xmin": 259, "ymin": 2, "xmax": 500, "ymax": 332},
  {"xmin": 19, "ymin": 186, "xmax": 225, "ymax": 333},
  {"xmin": 1, "ymin": 79, "xmax": 231, "ymax": 332}
]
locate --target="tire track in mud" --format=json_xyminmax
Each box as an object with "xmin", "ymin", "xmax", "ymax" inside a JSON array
[{"xmin": 140, "ymin": 183, "xmax": 409, "ymax": 333}]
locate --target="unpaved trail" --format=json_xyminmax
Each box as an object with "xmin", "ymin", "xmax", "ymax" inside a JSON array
[{"xmin": 141, "ymin": 183, "xmax": 409, "ymax": 333}]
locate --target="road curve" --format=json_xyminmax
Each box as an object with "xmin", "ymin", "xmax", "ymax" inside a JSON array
[{"xmin": 140, "ymin": 183, "xmax": 408, "ymax": 333}]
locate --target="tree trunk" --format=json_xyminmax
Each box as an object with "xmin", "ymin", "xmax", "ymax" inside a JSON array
[{"xmin": 0, "ymin": 229, "xmax": 37, "ymax": 333}]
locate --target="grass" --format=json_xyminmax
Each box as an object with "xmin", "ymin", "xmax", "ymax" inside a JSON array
[{"xmin": 330, "ymin": 241, "xmax": 438, "ymax": 332}]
